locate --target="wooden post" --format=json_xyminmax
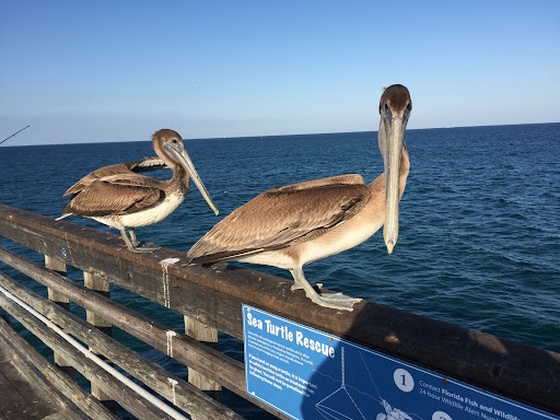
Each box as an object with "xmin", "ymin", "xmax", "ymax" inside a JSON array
[
  {"xmin": 84, "ymin": 272, "xmax": 111, "ymax": 336},
  {"xmin": 44, "ymin": 255, "xmax": 75, "ymax": 379},
  {"xmin": 84, "ymin": 271, "xmax": 112, "ymax": 403},
  {"xmin": 184, "ymin": 316, "xmax": 222, "ymax": 400}
]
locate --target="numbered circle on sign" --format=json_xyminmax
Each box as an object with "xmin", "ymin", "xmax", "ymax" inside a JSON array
[
  {"xmin": 432, "ymin": 411, "xmax": 452, "ymax": 420},
  {"xmin": 393, "ymin": 368, "xmax": 414, "ymax": 392}
]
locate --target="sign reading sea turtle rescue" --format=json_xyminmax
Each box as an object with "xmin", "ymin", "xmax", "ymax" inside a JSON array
[{"xmin": 243, "ymin": 305, "xmax": 556, "ymax": 420}]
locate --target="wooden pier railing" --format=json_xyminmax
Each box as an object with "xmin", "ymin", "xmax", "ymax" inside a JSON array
[{"xmin": 0, "ymin": 203, "xmax": 559, "ymax": 418}]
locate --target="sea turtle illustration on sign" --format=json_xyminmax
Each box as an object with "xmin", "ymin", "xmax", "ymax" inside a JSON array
[
  {"xmin": 315, "ymin": 347, "xmax": 421, "ymax": 420},
  {"xmin": 376, "ymin": 400, "xmax": 414, "ymax": 420}
]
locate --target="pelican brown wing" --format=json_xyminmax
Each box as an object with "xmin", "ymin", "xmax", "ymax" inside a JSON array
[
  {"xmin": 62, "ymin": 176, "xmax": 163, "ymax": 217},
  {"xmin": 63, "ymin": 157, "xmax": 166, "ymax": 196},
  {"xmin": 187, "ymin": 182, "xmax": 371, "ymax": 263}
]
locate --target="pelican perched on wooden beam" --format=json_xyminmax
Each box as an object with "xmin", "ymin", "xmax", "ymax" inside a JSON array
[
  {"xmin": 187, "ymin": 84, "xmax": 412, "ymax": 311},
  {"xmin": 58, "ymin": 129, "xmax": 219, "ymax": 252}
]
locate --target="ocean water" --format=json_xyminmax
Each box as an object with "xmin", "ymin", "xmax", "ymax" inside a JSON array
[{"xmin": 1, "ymin": 123, "xmax": 559, "ymax": 416}]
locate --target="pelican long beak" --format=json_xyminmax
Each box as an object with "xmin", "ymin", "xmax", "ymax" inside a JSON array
[
  {"xmin": 380, "ymin": 114, "xmax": 407, "ymax": 254},
  {"xmin": 166, "ymin": 143, "xmax": 220, "ymax": 216}
]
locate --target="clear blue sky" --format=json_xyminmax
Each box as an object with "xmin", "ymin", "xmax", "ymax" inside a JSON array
[{"xmin": 1, "ymin": 1, "xmax": 559, "ymax": 145}]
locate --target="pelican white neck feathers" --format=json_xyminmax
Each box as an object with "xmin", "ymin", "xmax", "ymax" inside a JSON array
[
  {"xmin": 187, "ymin": 84, "xmax": 412, "ymax": 311},
  {"xmin": 58, "ymin": 129, "xmax": 219, "ymax": 252}
]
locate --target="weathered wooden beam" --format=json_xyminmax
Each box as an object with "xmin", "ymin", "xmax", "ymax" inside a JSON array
[
  {"xmin": 0, "ymin": 283, "xmax": 177, "ymax": 419},
  {"xmin": 0, "ymin": 245, "xmax": 288, "ymax": 419},
  {"xmin": 1, "ymin": 204, "xmax": 559, "ymax": 413},
  {"xmin": 0, "ymin": 315, "xmax": 116, "ymax": 420},
  {"xmin": 0, "ymin": 271, "xmax": 244, "ymax": 420}
]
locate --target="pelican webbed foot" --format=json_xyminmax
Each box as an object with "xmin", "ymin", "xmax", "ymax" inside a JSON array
[
  {"xmin": 128, "ymin": 244, "xmax": 160, "ymax": 253},
  {"xmin": 289, "ymin": 268, "xmax": 361, "ymax": 311},
  {"xmin": 120, "ymin": 228, "xmax": 159, "ymax": 253},
  {"xmin": 312, "ymin": 292, "xmax": 363, "ymax": 311}
]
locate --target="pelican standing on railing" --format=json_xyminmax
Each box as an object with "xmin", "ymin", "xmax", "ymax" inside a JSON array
[
  {"xmin": 187, "ymin": 84, "xmax": 412, "ymax": 311},
  {"xmin": 58, "ymin": 129, "xmax": 219, "ymax": 252}
]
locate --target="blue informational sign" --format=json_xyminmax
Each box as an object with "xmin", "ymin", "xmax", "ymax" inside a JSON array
[{"xmin": 243, "ymin": 305, "xmax": 557, "ymax": 420}]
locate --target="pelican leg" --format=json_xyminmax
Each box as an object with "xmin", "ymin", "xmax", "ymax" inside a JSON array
[
  {"xmin": 128, "ymin": 228, "xmax": 160, "ymax": 251},
  {"xmin": 119, "ymin": 228, "xmax": 159, "ymax": 253},
  {"xmin": 289, "ymin": 267, "xmax": 361, "ymax": 311},
  {"xmin": 128, "ymin": 228, "xmax": 140, "ymax": 247}
]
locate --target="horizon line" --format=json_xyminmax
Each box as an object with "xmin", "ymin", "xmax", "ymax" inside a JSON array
[{"xmin": 2, "ymin": 121, "xmax": 558, "ymax": 148}]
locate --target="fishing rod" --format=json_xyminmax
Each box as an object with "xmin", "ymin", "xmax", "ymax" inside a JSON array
[{"xmin": 0, "ymin": 125, "xmax": 30, "ymax": 145}]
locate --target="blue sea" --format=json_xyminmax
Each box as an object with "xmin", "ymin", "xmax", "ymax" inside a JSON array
[{"xmin": 1, "ymin": 123, "xmax": 559, "ymax": 417}]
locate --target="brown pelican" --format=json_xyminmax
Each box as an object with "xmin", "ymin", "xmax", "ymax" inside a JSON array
[
  {"xmin": 187, "ymin": 84, "xmax": 412, "ymax": 311},
  {"xmin": 58, "ymin": 129, "xmax": 219, "ymax": 252}
]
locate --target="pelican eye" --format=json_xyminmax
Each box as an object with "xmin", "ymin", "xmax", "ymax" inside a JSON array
[{"xmin": 384, "ymin": 103, "xmax": 393, "ymax": 119}]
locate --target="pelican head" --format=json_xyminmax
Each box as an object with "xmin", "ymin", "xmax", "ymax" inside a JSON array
[
  {"xmin": 378, "ymin": 84, "xmax": 412, "ymax": 254},
  {"xmin": 153, "ymin": 129, "xmax": 219, "ymax": 215}
]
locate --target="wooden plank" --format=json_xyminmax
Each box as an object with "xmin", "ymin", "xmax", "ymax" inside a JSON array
[
  {"xmin": 0, "ymin": 317, "xmax": 110, "ymax": 420},
  {"xmin": 0, "ymin": 344, "xmax": 53, "ymax": 420},
  {"xmin": 1, "ymin": 204, "xmax": 560, "ymax": 413},
  {"xmin": 0, "ymin": 271, "xmax": 244, "ymax": 420},
  {"xmin": 0, "ymin": 245, "xmax": 288, "ymax": 419},
  {"xmin": 0, "ymin": 287, "xmax": 179, "ymax": 419}
]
